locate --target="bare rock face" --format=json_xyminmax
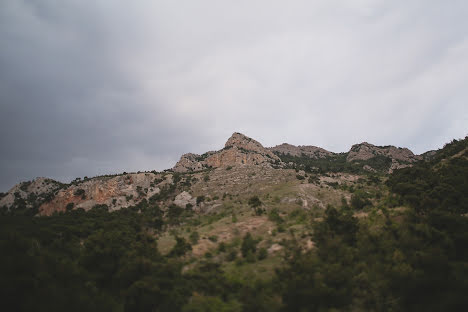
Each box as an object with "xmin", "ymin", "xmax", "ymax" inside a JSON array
[
  {"xmin": 269, "ymin": 143, "xmax": 333, "ymax": 159},
  {"xmin": 173, "ymin": 191, "xmax": 196, "ymax": 208},
  {"xmin": 173, "ymin": 132, "xmax": 282, "ymax": 172},
  {"xmin": 173, "ymin": 153, "xmax": 208, "ymax": 173},
  {"xmin": 347, "ymin": 142, "xmax": 421, "ymax": 163},
  {"xmin": 38, "ymin": 173, "xmax": 162, "ymax": 215},
  {"xmin": 0, "ymin": 177, "xmax": 62, "ymax": 211},
  {"xmin": 347, "ymin": 142, "xmax": 421, "ymax": 173}
]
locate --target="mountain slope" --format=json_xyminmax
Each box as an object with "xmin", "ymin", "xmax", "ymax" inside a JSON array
[{"xmin": 1, "ymin": 134, "xmax": 467, "ymax": 311}]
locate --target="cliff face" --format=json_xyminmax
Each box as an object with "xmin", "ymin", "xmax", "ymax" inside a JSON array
[
  {"xmin": 269, "ymin": 143, "xmax": 333, "ymax": 159},
  {"xmin": 173, "ymin": 132, "xmax": 282, "ymax": 172},
  {"xmin": 38, "ymin": 173, "xmax": 163, "ymax": 216}
]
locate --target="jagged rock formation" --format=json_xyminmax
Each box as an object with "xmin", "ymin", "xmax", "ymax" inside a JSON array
[
  {"xmin": 173, "ymin": 132, "xmax": 282, "ymax": 172},
  {"xmin": 38, "ymin": 173, "xmax": 163, "ymax": 216},
  {"xmin": 269, "ymin": 143, "xmax": 333, "ymax": 159},
  {"xmin": 347, "ymin": 142, "xmax": 421, "ymax": 172},
  {"xmin": 347, "ymin": 142, "xmax": 420, "ymax": 163}
]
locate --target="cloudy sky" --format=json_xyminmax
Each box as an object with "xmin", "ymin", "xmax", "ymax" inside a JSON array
[{"xmin": 1, "ymin": 0, "xmax": 467, "ymax": 191}]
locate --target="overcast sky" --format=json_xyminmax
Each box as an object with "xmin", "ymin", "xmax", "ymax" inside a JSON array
[{"xmin": 1, "ymin": 0, "xmax": 467, "ymax": 191}]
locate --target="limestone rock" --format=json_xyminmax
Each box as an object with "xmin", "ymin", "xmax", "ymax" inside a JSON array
[
  {"xmin": 173, "ymin": 132, "xmax": 282, "ymax": 172},
  {"xmin": 269, "ymin": 143, "xmax": 333, "ymax": 159},
  {"xmin": 173, "ymin": 191, "xmax": 196, "ymax": 208},
  {"xmin": 38, "ymin": 172, "xmax": 161, "ymax": 215},
  {"xmin": 347, "ymin": 142, "xmax": 421, "ymax": 173},
  {"xmin": 347, "ymin": 142, "xmax": 421, "ymax": 163},
  {"xmin": 0, "ymin": 177, "xmax": 62, "ymax": 211}
]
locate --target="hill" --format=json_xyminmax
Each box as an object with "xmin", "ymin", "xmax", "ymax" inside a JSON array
[{"xmin": 0, "ymin": 133, "xmax": 467, "ymax": 311}]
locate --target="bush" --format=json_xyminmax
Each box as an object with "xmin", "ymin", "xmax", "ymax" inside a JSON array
[
  {"xmin": 241, "ymin": 232, "xmax": 257, "ymax": 257},
  {"xmin": 169, "ymin": 236, "xmax": 192, "ymax": 257},
  {"xmin": 66, "ymin": 202, "xmax": 74, "ymax": 211},
  {"xmin": 248, "ymin": 196, "xmax": 262, "ymax": 208},
  {"xmin": 226, "ymin": 250, "xmax": 237, "ymax": 261},
  {"xmin": 196, "ymin": 196, "xmax": 205, "ymax": 206},
  {"xmin": 208, "ymin": 235, "xmax": 218, "ymax": 243},
  {"xmin": 258, "ymin": 248, "xmax": 268, "ymax": 260},
  {"xmin": 217, "ymin": 242, "xmax": 226, "ymax": 253},
  {"xmin": 189, "ymin": 231, "xmax": 199, "ymax": 244},
  {"xmin": 350, "ymin": 191, "xmax": 371, "ymax": 210}
]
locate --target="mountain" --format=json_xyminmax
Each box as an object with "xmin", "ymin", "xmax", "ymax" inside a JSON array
[
  {"xmin": 1, "ymin": 133, "xmax": 467, "ymax": 311},
  {"xmin": 0, "ymin": 132, "xmax": 429, "ymax": 215}
]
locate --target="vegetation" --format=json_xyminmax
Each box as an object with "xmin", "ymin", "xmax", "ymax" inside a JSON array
[{"xmin": 276, "ymin": 152, "xmax": 392, "ymax": 174}]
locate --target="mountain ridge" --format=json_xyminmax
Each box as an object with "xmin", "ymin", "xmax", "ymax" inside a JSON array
[{"xmin": 0, "ymin": 132, "xmax": 434, "ymax": 215}]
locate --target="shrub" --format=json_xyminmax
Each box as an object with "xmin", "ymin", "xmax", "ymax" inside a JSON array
[
  {"xmin": 241, "ymin": 232, "xmax": 257, "ymax": 257},
  {"xmin": 196, "ymin": 196, "xmax": 205, "ymax": 206},
  {"xmin": 258, "ymin": 248, "xmax": 268, "ymax": 260},
  {"xmin": 66, "ymin": 202, "xmax": 74, "ymax": 211},
  {"xmin": 208, "ymin": 235, "xmax": 218, "ymax": 243},
  {"xmin": 189, "ymin": 231, "xmax": 199, "ymax": 244}
]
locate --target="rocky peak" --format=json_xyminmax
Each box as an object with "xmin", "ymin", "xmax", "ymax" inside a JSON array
[
  {"xmin": 347, "ymin": 142, "xmax": 421, "ymax": 172},
  {"xmin": 225, "ymin": 132, "xmax": 265, "ymax": 153},
  {"xmin": 173, "ymin": 132, "xmax": 282, "ymax": 172},
  {"xmin": 347, "ymin": 142, "xmax": 420, "ymax": 163}
]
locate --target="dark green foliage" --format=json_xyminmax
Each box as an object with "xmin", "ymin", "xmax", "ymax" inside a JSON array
[
  {"xmin": 74, "ymin": 188, "xmax": 85, "ymax": 196},
  {"xmin": 268, "ymin": 208, "xmax": 284, "ymax": 225},
  {"xmin": 350, "ymin": 190, "xmax": 371, "ymax": 210},
  {"xmin": 388, "ymin": 136, "xmax": 468, "ymax": 215},
  {"xmin": 167, "ymin": 204, "xmax": 184, "ymax": 225},
  {"xmin": 196, "ymin": 195, "xmax": 205, "ymax": 205},
  {"xmin": 258, "ymin": 248, "xmax": 268, "ymax": 260},
  {"xmin": 307, "ymin": 174, "xmax": 319, "ymax": 184},
  {"xmin": 189, "ymin": 231, "xmax": 200, "ymax": 244},
  {"xmin": 295, "ymin": 174, "xmax": 305, "ymax": 180},
  {"xmin": 278, "ymin": 137, "xmax": 468, "ymax": 311},
  {"xmin": 248, "ymin": 196, "xmax": 264, "ymax": 215},
  {"xmin": 66, "ymin": 202, "xmax": 74, "ymax": 211},
  {"xmin": 241, "ymin": 232, "xmax": 257, "ymax": 258},
  {"xmin": 0, "ymin": 208, "xmax": 188, "ymax": 311},
  {"xmin": 169, "ymin": 236, "xmax": 192, "ymax": 257},
  {"xmin": 217, "ymin": 242, "xmax": 226, "ymax": 253},
  {"xmin": 208, "ymin": 235, "xmax": 218, "ymax": 242}
]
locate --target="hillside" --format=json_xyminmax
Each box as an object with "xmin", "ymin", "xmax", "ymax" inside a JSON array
[{"xmin": 0, "ymin": 133, "xmax": 467, "ymax": 311}]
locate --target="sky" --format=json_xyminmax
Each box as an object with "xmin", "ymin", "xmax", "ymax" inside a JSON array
[{"xmin": 1, "ymin": 0, "xmax": 467, "ymax": 191}]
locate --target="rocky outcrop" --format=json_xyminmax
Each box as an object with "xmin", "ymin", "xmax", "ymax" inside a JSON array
[
  {"xmin": 347, "ymin": 142, "xmax": 421, "ymax": 163},
  {"xmin": 0, "ymin": 177, "xmax": 63, "ymax": 211},
  {"xmin": 38, "ymin": 173, "xmax": 162, "ymax": 215},
  {"xmin": 347, "ymin": 142, "xmax": 421, "ymax": 173},
  {"xmin": 173, "ymin": 191, "xmax": 196, "ymax": 209},
  {"xmin": 173, "ymin": 153, "xmax": 210, "ymax": 172},
  {"xmin": 173, "ymin": 132, "xmax": 282, "ymax": 172},
  {"xmin": 269, "ymin": 143, "xmax": 333, "ymax": 159}
]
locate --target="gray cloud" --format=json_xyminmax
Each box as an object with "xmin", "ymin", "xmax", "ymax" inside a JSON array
[{"xmin": 1, "ymin": 0, "xmax": 467, "ymax": 191}]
